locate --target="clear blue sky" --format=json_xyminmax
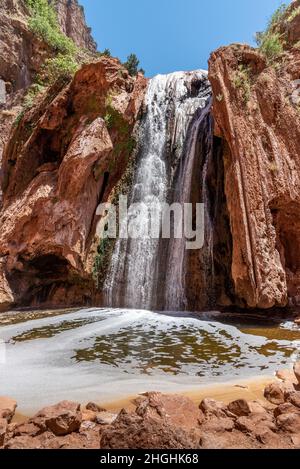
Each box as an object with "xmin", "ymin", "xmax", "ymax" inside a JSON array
[{"xmin": 80, "ymin": 0, "xmax": 286, "ymax": 77}]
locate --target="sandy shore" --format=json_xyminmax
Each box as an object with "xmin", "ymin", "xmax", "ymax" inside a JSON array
[
  {"xmin": 99, "ymin": 374, "xmax": 276, "ymax": 413},
  {"xmin": 11, "ymin": 374, "xmax": 280, "ymax": 423}
]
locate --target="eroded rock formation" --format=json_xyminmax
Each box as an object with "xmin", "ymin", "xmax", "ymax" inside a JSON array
[
  {"xmin": 209, "ymin": 1, "xmax": 300, "ymax": 309},
  {"xmin": 0, "ymin": 58, "xmax": 147, "ymax": 310}
]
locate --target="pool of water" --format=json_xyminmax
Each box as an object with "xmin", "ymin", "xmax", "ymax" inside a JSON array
[{"xmin": 0, "ymin": 307, "xmax": 299, "ymax": 414}]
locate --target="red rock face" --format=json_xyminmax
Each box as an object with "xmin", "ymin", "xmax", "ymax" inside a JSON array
[
  {"xmin": 208, "ymin": 6, "xmax": 300, "ymax": 309},
  {"xmin": 0, "ymin": 58, "xmax": 147, "ymax": 310},
  {"xmin": 0, "ymin": 1, "xmax": 53, "ymax": 94},
  {"xmin": 49, "ymin": 0, "xmax": 97, "ymax": 52}
]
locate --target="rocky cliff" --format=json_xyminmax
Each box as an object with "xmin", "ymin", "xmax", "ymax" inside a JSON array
[
  {"xmin": 0, "ymin": 0, "xmax": 147, "ymax": 310},
  {"xmin": 49, "ymin": 0, "xmax": 97, "ymax": 52},
  {"xmin": 0, "ymin": 58, "xmax": 146, "ymax": 310},
  {"xmin": 209, "ymin": 0, "xmax": 300, "ymax": 309},
  {"xmin": 0, "ymin": 0, "xmax": 97, "ymax": 203}
]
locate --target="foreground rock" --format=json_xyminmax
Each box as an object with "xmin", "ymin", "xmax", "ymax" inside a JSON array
[
  {"xmin": 2, "ymin": 366, "xmax": 300, "ymax": 449},
  {"xmin": 294, "ymin": 362, "xmax": 300, "ymax": 385},
  {"xmin": 0, "ymin": 396, "xmax": 17, "ymax": 422},
  {"xmin": 100, "ymin": 410, "xmax": 199, "ymax": 449},
  {"xmin": 32, "ymin": 401, "xmax": 82, "ymax": 436}
]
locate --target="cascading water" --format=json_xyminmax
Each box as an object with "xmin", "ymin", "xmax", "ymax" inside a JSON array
[
  {"xmin": 164, "ymin": 101, "xmax": 213, "ymax": 310},
  {"xmin": 104, "ymin": 71, "xmax": 211, "ymax": 310}
]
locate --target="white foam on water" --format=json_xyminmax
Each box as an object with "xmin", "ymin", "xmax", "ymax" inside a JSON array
[{"xmin": 0, "ymin": 307, "xmax": 299, "ymax": 414}]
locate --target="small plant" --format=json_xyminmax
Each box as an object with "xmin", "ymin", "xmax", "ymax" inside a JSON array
[
  {"xmin": 23, "ymin": 83, "xmax": 45, "ymax": 109},
  {"xmin": 288, "ymin": 5, "xmax": 300, "ymax": 22},
  {"xmin": 216, "ymin": 93, "xmax": 223, "ymax": 102},
  {"xmin": 104, "ymin": 112, "xmax": 113, "ymax": 128},
  {"xmin": 41, "ymin": 54, "xmax": 79, "ymax": 84},
  {"xmin": 255, "ymin": 3, "xmax": 287, "ymax": 63},
  {"xmin": 99, "ymin": 48, "xmax": 111, "ymax": 57},
  {"xmin": 14, "ymin": 110, "xmax": 25, "ymax": 126},
  {"xmin": 269, "ymin": 162, "xmax": 279, "ymax": 173},
  {"xmin": 123, "ymin": 53, "xmax": 144, "ymax": 76},
  {"xmin": 258, "ymin": 32, "xmax": 284, "ymax": 62},
  {"xmin": 263, "ymin": 4, "xmax": 288, "ymax": 31},
  {"xmin": 93, "ymin": 235, "xmax": 111, "ymax": 288},
  {"xmin": 233, "ymin": 65, "xmax": 251, "ymax": 103}
]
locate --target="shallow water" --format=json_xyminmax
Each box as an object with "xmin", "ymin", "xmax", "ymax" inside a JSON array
[{"xmin": 0, "ymin": 308, "xmax": 299, "ymax": 414}]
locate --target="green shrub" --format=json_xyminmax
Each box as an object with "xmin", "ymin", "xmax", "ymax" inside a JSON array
[
  {"xmin": 267, "ymin": 4, "xmax": 288, "ymax": 29},
  {"xmin": 25, "ymin": 0, "xmax": 77, "ymax": 54},
  {"xmin": 288, "ymin": 6, "xmax": 300, "ymax": 22},
  {"xmin": 93, "ymin": 236, "xmax": 111, "ymax": 288},
  {"xmin": 104, "ymin": 112, "xmax": 114, "ymax": 128},
  {"xmin": 233, "ymin": 65, "xmax": 251, "ymax": 103},
  {"xmin": 42, "ymin": 54, "xmax": 79, "ymax": 84},
  {"xmin": 255, "ymin": 4, "xmax": 287, "ymax": 62},
  {"xmin": 14, "ymin": 110, "xmax": 25, "ymax": 127},
  {"xmin": 258, "ymin": 32, "xmax": 284, "ymax": 61},
  {"xmin": 23, "ymin": 83, "xmax": 46, "ymax": 109},
  {"xmin": 101, "ymin": 48, "xmax": 111, "ymax": 57}
]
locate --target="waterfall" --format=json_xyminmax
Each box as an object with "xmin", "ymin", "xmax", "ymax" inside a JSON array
[
  {"xmin": 104, "ymin": 70, "xmax": 211, "ymax": 310},
  {"xmin": 164, "ymin": 102, "xmax": 213, "ymax": 310}
]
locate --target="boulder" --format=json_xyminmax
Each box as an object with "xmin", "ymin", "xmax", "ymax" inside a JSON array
[
  {"xmin": 100, "ymin": 410, "xmax": 198, "ymax": 449},
  {"xmin": 289, "ymin": 392, "xmax": 300, "ymax": 409},
  {"xmin": 86, "ymin": 402, "xmax": 106, "ymax": 413},
  {"xmin": 235, "ymin": 413, "xmax": 276, "ymax": 435},
  {"xmin": 12, "ymin": 422, "xmax": 43, "ymax": 437},
  {"xmin": 135, "ymin": 392, "xmax": 204, "ymax": 429},
  {"xmin": 200, "ymin": 416, "xmax": 235, "ymax": 433},
  {"xmin": 33, "ymin": 400, "xmax": 82, "ymax": 436},
  {"xmin": 256, "ymin": 429, "xmax": 290, "ymax": 448},
  {"xmin": 264, "ymin": 383, "xmax": 285, "ymax": 405},
  {"xmin": 199, "ymin": 429, "xmax": 258, "ymax": 449},
  {"xmin": 276, "ymin": 369, "xmax": 298, "ymax": 385},
  {"xmin": 228, "ymin": 399, "xmax": 252, "ymax": 416},
  {"xmin": 199, "ymin": 398, "xmax": 226, "ymax": 417},
  {"xmin": 0, "ymin": 396, "xmax": 17, "ymax": 423},
  {"xmin": 5, "ymin": 435, "xmax": 42, "ymax": 449},
  {"xmin": 0, "ymin": 417, "xmax": 7, "ymax": 447},
  {"xmin": 276, "ymin": 413, "xmax": 300, "ymax": 433},
  {"xmin": 294, "ymin": 361, "xmax": 300, "ymax": 385},
  {"xmin": 82, "ymin": 409, "xmax": 97, "ymax": 422},
  {"xmin": 95, "ymin": 412, "xmax": 118, "ymax": 426},
  {"xmin": 274, "ymin": 402, "xmax": 300, "ymax": 418}
]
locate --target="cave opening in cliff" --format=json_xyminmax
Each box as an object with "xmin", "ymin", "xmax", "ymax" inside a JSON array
[{"xmin": 29, "ymin": 254, "xmax": 69, "ymax": 277}]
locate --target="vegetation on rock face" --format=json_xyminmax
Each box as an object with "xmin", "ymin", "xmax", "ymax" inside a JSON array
[
  {"xmin": 232, "ymin": 64, "xmax": 251, "ymax": 103},
  {"xmin": 25, "ymin": 0, "xmax": 79, "ymax": 84},
  {"xmin": 41, "ymin": 53, "xmax": 79, "ymax": 83},
  {"xmin": 98, "ymin": 48, "xmax": 112, "ymax": 57},
  {"xmin": 93, "ymin": 235, "xmax": 112, "ymax": 288},
  {"xmin": 255, "ymin": 4, "xmax": 287, "ymax": 62},
  {"xmin": 25, "ymin": 0, "xmax": 77, "ymax": 54},
  {"xmin": 287, "ymin": 5, "xmax": 300, "ymax": 22}
]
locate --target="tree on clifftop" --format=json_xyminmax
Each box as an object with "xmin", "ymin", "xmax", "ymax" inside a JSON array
[{"xmin": 124, "ymin": 53, "xmax": 144, "ymax": 76}]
